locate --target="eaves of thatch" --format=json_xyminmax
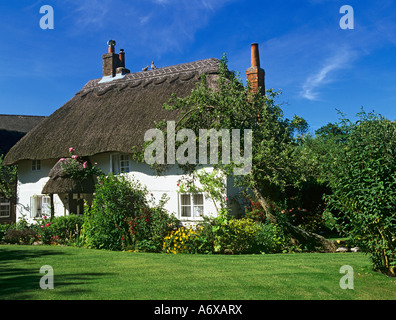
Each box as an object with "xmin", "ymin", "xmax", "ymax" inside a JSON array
[
  {"xmin": 3, "ymin": 58, "xmax": 220, "ymax": 165},
  {"xmin": 42, "ymin": 158, "xmax": 96, "ymax": 195},
  {"xmin": 0, "ymin": 115, "xmax": 46, "ymax": 155}
]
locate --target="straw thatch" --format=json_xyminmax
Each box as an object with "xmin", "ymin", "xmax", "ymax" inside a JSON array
[
  {"xmin": 42, "ymin": 158, "xmax": 96, "ymax": 194},
  {"xmin": 3, "ymin": 58, "xmax": 220, "ymax": 165},
  {"xmin": 0, "ymin": 115, "xmax": 46, "ymax": 155}
]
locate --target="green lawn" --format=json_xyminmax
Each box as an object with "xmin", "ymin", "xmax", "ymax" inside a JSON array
[{"xmin": 0, "ymin": 245, "xmax": 395, "ymax": 300}]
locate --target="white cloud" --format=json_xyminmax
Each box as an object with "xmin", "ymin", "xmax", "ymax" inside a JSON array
[{"xmin": 301, "ymin": 49, "xmax": 355, "ymax": 101}]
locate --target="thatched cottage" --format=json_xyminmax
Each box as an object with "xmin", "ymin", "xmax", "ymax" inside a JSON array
[
  {"xmin": 0, "ymin": 114, "xmax": 46, "ymax": 224},
  {"xmin": 4, "ymin": 41, "xmax": 265, "ymax": 224}
]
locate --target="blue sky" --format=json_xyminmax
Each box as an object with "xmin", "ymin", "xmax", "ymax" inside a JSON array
[{"xmin": 1, "ymin": 0, "xmax": 396, "ymax": 133}]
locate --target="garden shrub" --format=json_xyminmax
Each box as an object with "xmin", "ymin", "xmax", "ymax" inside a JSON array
[
  {"xmin": 218, "ymin": 218, "xmax": 261, "ymax": 254},
  {"xmin": 82, "ymin": 174, "xmax": 180, "ymax": 252},
  {"xmin": 33, "ymin": 215, "xmax": 54, "ymax": 244},
  {"xmin": 0, "ymin": 224, "xmax": 12, "ymax": 243},
  {"xmin": 4, "ymin": 229, "xmax": 37, "ymax": 245},
  {"xmin": 125, "ymin": 197, "xmax": 180, "ymax": 252},
  {"xmin": 244, "ymin": 200, "xmax": 267, "ymax": 223},
  {"xmin": 322, "ymin": 111, "xmax": 396, "ymax": 276},
  {"xmin": 50, "ymin": 215, "xmax": 84, "ymax": 245},
  {"xmin": 163, "ymin": 226, "xmax": 206, "ymax": 254},
  {"xmin": 83, "ymin": 174, "xmax": 149, "ymax": 251},
  {"xmin": 253, "ymin": 222, "xmax": 288, "ymax": 253}
]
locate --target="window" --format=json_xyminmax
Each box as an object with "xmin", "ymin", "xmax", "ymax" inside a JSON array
[
  {"xmin": 111, "ymin": 154, "xmax": 131, "ymax": 174},
  {"xmin": 32, "ymin": 160, "xmax": 41, "ymax": 171},
  {"xmin": 120, "ymin": 154, "xmax": 130, "ymax": 173},
  {"xmin": 30, "ymin": 195, "xmax": 51, "ymax": 218},
  {"xmin": 0, "ymin": 196, "xmax": 10, "ymax": 218},
  {"xmin": 180, "ymin": 193, "xmax": 204, "ymax": 219}
]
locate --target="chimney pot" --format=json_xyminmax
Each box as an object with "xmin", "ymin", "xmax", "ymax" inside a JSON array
[
  {"xmin": 107, "ymin": 39, "xmax": 116, "ymax": 53},
  {"xmin": 251, "ymin": 43, "xmax": 260, "ymax": 68},
  {"xmin": 119, "ymin": 49, "xmax": 125, "ymax": 67}
]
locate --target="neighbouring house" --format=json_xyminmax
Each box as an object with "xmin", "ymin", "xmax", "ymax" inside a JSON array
[
  {"xmin": 0, "ymin": 114, "xmax": 46, "ymax": 224},
  {"xmin": 3, "ymin": 41, "xmax": 265, "ymax": 224}
]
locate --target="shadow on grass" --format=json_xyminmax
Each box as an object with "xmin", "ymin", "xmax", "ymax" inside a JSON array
[{"xmin": 0, "ymin": 247, "xmax": 114, "ymax": 300}]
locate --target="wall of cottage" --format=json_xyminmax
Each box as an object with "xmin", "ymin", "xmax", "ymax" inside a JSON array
[
  {"xmin": 16, "ymin": 159, "xmax": 64, "ymax": 224},
  {"xmin": 15, "ymin": 153, "xmax": 241, "ymax": 225}
]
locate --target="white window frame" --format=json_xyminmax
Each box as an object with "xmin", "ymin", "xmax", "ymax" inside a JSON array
[
  {"xmin": 110, "ymin": 153, "xmax": 131, "ymax": 174},
  {"xmin": 0, "ymin": 196, "xmax": 10, "ymax": 218},
  {"xmin": 179, "ymin": 193, "xmax": 205, "ymax": 220},
  {"xmin": 32, "ymin": 160, "xmax": 41, "ymax": 172},
  {"xmin": 30, "ymin": 195, "xmax": 51, "ymax": 218}
]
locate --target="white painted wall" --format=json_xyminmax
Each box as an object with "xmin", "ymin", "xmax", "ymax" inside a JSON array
[{"xmin": 15, "ymin": 152, "xmax": 243, "ymax": 225}]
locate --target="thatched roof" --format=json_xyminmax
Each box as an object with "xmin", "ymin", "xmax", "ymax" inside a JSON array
[
  {"xmin": 0, "ymin": 115, "xmax": 46, "ymax": 155},
  {"xmin": 42, "ymin": 158, "xmax": 96, "ymax": 194},
  {"xmin": 4, "ymin": 58, "xmax": 220, "ymax": 165}
]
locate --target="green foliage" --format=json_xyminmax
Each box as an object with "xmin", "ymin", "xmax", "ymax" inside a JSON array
[
  {"xmin": 244, "ymin": 198, "xmax": 268, "ymax": 223},
  {"xmin": 60, "ymin": 148, "xmax": 103, "ymax": 181},
  {"xmin": 125, "ymin": 194, "xmax": 180, "ymax": 252},
  {"xmin": 82, "ymin": 174, "xmax": 180, "ymax": 252},
  {"xmin": 178, "ymin": 168, "xmax": 229, "ymax": 216},
  {"xmin": 218, "ymin": 218, "xmax": 261, "ymax": 254},
  {"xmin": 149, "ymin": 56, "xmax": 309, "ymax": 212},
  {"xmin": 82, "ymin": 174, "xmax": 149, "ymax": 251},
  {"xmin": 4, "ymin": 229, "xmax": 37, "ymax": 245},
  {"xmin": 163, "ymin": 226, "xmax": 211, "ymax": 254},
  {"xmin": 320, "ymin": 111, "xmax": 396, "ymax": 276},
  {"xmin": 0, "ymin": 224, "xmax": 12, "ymax": 242},
  {"xmin": 0, "ymin": 155, "xmax": 17, "ymax": 200},
  {"xmin": 253, "ymin": 222, "xmax": 289, "ymax": 254}
]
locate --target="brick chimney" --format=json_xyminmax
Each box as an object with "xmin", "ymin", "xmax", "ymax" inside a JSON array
[
  {"xmin": 102, "ymin": 40, "xmax": 130, "ymax": 78},
  {"xmin": 246, "ymin": 43, "xmax": 265, "ymax": 95}
]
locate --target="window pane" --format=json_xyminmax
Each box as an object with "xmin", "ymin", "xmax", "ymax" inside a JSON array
[
  {"xmin": 180, "ymin": 194, "xmax": 191, "ymax": 206},
  {"xmin": 120, "ymin": 155, "xmax": 130, "ymax": 172},
  {"xmin": 193, "ymin": 205, "xmax": 203, "ymax": 217},
  {"xmin": 181, "ymin": 206, "xmax": 191, "ymax": 217},
  {"xmin": 0, "ymin": 204, "xmax": 10, "ymax": 217},
  {"xmin": 112, "ymin": 154, "xmax": 120, "ymax": 174},
  {"xmin": 193, "ymin": 194, "xmax": 203, "ymax": 205}
]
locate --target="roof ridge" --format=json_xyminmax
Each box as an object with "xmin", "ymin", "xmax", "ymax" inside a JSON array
[
  {"xmin": 0, "ymin": 114, "xmax": 47, "ymax": 118},
  {"xmin": 81, "ymin": 58, "xmax": 220, "ymax": 91}
]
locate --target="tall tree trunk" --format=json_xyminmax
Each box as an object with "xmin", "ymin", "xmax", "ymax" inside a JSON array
[{"xmin": 251, "ymin": 185, "xmax": 337, "ymax": 253}]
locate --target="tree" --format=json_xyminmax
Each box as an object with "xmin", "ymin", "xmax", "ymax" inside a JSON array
[
  {"xmin": 319, "ymin": 111, "xmax": 395, "ymax": 276},
  {"xmin": 142, "ymin": 56, "xmax": 337, "ymax": 252},
  {"xmin": 0, "ymin": 155, "xmax": 17, "ymax": 202}
]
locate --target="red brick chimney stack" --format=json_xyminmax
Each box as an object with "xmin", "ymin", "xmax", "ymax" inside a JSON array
[
  {"xmin": 102, "ymin": 40, "xmax": 130, "ymax": 78},
  {"xmin": 246, "ymin": 43, "xmax": 265, "ymax": 95}
]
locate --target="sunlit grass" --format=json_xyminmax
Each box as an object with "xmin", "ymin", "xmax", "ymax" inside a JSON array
[{"xmin": 1, "ymin": 245, "xmax": 395, "ymax": 300}]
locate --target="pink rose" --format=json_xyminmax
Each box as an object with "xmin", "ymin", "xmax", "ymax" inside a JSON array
[
  {"xmin": 69, "ymin": 147, "xmax": 75, "ymax": 152},
  {"xmin": 45, "ymin": 223, "xmax": 49, "ymax": 227},
  {"xmin": 41, "ymin": 225, "xmax": 44, "ymax": 228},
  {"xmin": 83, "ymin": 161, "xmax": 88, "ymax": 168},
  {"xmin": 60, "ymin": 158, "xmax": 66, "ymax": 161},
  {"xmin": 72, "ymin": 155, "xmax": 78, "ymax": 159}
]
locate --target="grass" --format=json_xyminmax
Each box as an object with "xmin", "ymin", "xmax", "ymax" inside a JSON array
[{"xmin": 0, "ymin": 245, "xmax": 395, "ymax": 300}]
